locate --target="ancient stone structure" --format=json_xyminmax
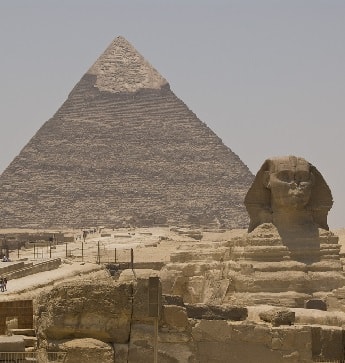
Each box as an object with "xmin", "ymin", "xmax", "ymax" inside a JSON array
[
  {"xmin": 34, "ymin": 270, "xmax": 345, "ymax": 362},
  {"xmin": 161, "ymin": 157, "xmax": 345, "ymax": 307},
  {"xmin": 245, "ymin": 156, "xmax": 333, "ymax": 262},
  {"xmin": 0, "ymin": 36, "xmax": 253, "ymax": 229}
]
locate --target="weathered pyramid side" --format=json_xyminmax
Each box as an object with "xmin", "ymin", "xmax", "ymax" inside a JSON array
[{"xmin": 0, "ymin": 36, "xmax": 253, "ymax": 229}]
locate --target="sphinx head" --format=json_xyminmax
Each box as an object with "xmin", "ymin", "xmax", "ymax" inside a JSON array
[{"xmin": 245, "ymin": 156, "xmax": 333, "ymax": 232}]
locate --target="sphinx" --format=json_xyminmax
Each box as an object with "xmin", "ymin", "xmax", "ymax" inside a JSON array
[{"xmin": 245, "ymin": 156, "xmax": 333, "ymax": 262}]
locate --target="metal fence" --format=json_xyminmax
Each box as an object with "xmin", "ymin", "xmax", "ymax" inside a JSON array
[
  {"xmin": 14, "ymin": 241, "xmax": 135, "ymax": 266},
  {"xmin": 65, "ymin": 242, "xmax": 134, "ymax": 265},
  {"xmin": 0, "ymin": 351, "xmax": 67, "ymax": 362}
]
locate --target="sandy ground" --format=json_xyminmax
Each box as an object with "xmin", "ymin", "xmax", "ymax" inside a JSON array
[
  {"xmin": 0, "ymin": 226, "xmax": 344, "ymax": 302},
  {"xmin": 0, "ymin": 227, "xmax": 197, "ymax": 300}
]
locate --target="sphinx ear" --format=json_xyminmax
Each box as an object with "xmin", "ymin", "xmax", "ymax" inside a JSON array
[{"xmin": 263, "ymin": 171, "xmax": 271, "ymax": 189}]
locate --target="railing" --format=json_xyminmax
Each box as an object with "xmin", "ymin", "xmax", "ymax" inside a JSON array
[
  {"xmin": 0, "ymin": 351, "xmax": 67, "ymax": 362},
  {"xmin": 66, "ymin": 243, "xmax": 134, "ymax": 265}
]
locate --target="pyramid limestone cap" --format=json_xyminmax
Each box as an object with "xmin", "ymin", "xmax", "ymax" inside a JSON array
[{"xmin": 87, "ymin": 36, "xmax": 168, "ymax": 93}]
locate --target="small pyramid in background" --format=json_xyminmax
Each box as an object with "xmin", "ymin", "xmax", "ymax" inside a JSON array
[{"xmin": 0, "ymin": 36, "xmax": 253, "ymax": 229}]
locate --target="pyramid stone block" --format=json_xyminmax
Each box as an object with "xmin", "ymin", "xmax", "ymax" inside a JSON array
[{"xmin": 0, "ymin": 36, "xmax": 253, "ymax": 228}]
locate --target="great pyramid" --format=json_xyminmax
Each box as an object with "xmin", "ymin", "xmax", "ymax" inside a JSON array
[{"xmin": 0, "ymin": 36, "xmax": 253, "ymax": 229}]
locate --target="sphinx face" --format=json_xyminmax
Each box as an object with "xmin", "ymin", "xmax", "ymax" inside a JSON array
[{"xmin": 268, "ymin": 158, "xmax": 314, "ymax": 211}]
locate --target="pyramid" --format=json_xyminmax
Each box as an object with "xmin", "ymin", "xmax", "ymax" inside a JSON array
[{"xmin": 0, "ymin": 36, "xmax": 253, "ymax": 229}]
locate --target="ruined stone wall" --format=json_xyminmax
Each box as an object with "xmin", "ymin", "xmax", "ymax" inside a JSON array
[{"xmin": 35, "ymin": 276, "xmax": 345, "ymax": 363}]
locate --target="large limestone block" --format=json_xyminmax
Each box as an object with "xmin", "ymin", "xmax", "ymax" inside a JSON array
[
  {"xmin": 172, "ymin": 275, "xmax": 205, "ymax": 303},
  {"xmin": 165, "ymin": 261, "xmax": 222, "ymax": 277},
  {"xmin": 226, "ymin": 291, "xmax": 310, "ymax": 308},
  {"xmin": 36, "ymin": 280, "xmax": 132, "ymax": 343},
  {"xmin": 192, "ymin": 320, "xmax": 312, "ymax": 362},
  {"xmin": 305, "ymin": 299, "xmax": 327, "ymax": 311},
  {"xmin": 158, "ymin": 342, "xmax": 197, "ymax": 363},
  {"xmin": 132, "ymin": 277, "xmax": 161, "ymax": 323},
  {"xmin": 311, "ymin": 326, "xmax": 344, "ymax": 362},
  {"xmin": 170, "ymin": 248, "xmax": 228, "ymax": 263},
  {"xmin": 185, "ymin": 304, "xmax": 247, "ymax": 321},
  {"xmin": 114, "ymin": 344, "xmax": 129, "ymax": 363},
  {"xmin": 128, "ymin": 323, "xmax": 195, "ymax": 363},
  {"xmin": 162, "ymin": 305, "xmax": 190, "ymax": 331},
  {"xmin": 229, "ymin": 269, "xmax": 345, "ymax": 294},
  {"xmin": 230, "ymin": 245, "xmax": 290, "ymax": 262},
  {"xmin": 259, "ymin": 308, "xmax": 295, "ymax": 326},
  {"xmin": 270, "ymin": 326, "xmax": 312, "ymax": 361},
  {"xmin": 326, "ymin": 286, "xmax": 345, "ymax": 312},
  {"xmin": 129, "ymin": 323, "xmax": 154, "ymax": 348},
  {"xmin": 53, "ymin": 338, "xmax": 114, "ymax": 363},
  {"xmin": 307, "ymin": 271, "xmax": 345, "ymax": 291},
  {"xmin": 0, "ymin": 335, "xmax": 25, "ymax": 352},
  {"xmin": 167, "ymin": 264, "xmax": 229, "ymax": 304},
  {"xmin": 293, "ymin": 308, "xmax": 345, "ymax": 326},
  {"xmin": 229, "ymin": 270, "xmax": 309, "ymax": 293}
]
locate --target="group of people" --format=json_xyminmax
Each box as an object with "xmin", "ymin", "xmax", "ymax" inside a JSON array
[{"xmin": 0, "ymin": 277, "xmax": 7, "ymax": 292}]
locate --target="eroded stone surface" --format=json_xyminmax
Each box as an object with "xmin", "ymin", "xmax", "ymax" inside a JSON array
[
  {"xmin": 36, "ymin": 279, "xmax": 132, "ymax": 343},
  {"xmin": 49, "ymin": 338, "xmax": 114, "ymax": 363},
  {"xmin": 88, "ymin": 36, "xmax": 168, "ymax": 93},
  {"xmin": 259, "ymin": 308, "xmax": 295, "ymax": 326},
  {"xmin": 245, "ymin": 156, "xmax": 333, "ymax": 263}
]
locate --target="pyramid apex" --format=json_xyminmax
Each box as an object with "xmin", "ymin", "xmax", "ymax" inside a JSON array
[{"xmin": 87, "ymin": 36, "xmax": 168, "ymax": 93}]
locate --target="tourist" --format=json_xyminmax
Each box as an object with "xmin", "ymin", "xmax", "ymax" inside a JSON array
[
  {"xmin": 0, "ymin": 278, "xmax": 4, "ymax": 292},
  {"xmin": 3, "ymin": 277, "xmax": 7, "ymax": 291}
]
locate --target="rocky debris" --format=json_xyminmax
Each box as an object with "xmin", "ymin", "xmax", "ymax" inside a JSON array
[
  {"xmin": 48, "ymin": 338, "xmax": 114, "ymax": 363},
  {"xmin": 259, "ymin": 308, "xmax": 295, "ymax": 326}
]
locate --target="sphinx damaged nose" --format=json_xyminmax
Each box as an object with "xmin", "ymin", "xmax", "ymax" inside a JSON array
[{"xmin": 289, "ymin": 181, "xmax": 298, "ymax": 189}]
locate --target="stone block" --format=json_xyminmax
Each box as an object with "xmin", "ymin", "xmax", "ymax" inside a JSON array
[
  {"xmin": 312, "ymin": 326, "xmax": 344, "ymax": 362},
  {"xmin": 114, "ymin": 343, "xmax": 129, "ymax": 363},
  {"xmin": 162, "ymin": 294, "xmax": 184, "ymax": 306},
  {"xmin": 192, "ymin": 321, "xmax": 313, "ymax": 362},
  {"xmin": 186, "ymin": 304, "xmax": 247, "ymax": 321},
  {"xmin": 36, "ymin": 280, "xmax": 132, "ymax": 343},
  {"xmin": 162, "ymin": 305, "xmax": 189, "ymax": 331},
  {"xmin": 305, "ymin": 299, "xmax": 327, "ymax": 311},
  {"xmin": 0, "ymin": 335, "xmax": 25, "ymax": 352},
  {"xmin": 132, "ymin": 277, "xmax": 161, "ymax": 322},
  {"xmin": 56, "ymin": 338, "xmax": 114, "ymax": 363},
  {"xmin": 259, "ymin": 308, "xmax": 295, "ymax": 326},
  {"xmin": 195, "ymin": 341, "xmax": 285, "ymax": 363},
  {"xmin": 191, "ymin": 319, "xmax": 231, "ymax": 342}
]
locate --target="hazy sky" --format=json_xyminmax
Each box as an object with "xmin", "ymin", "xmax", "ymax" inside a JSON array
[{"xmin": 1, "ymin": 1, "xmax": 344, "ymax": 228}]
